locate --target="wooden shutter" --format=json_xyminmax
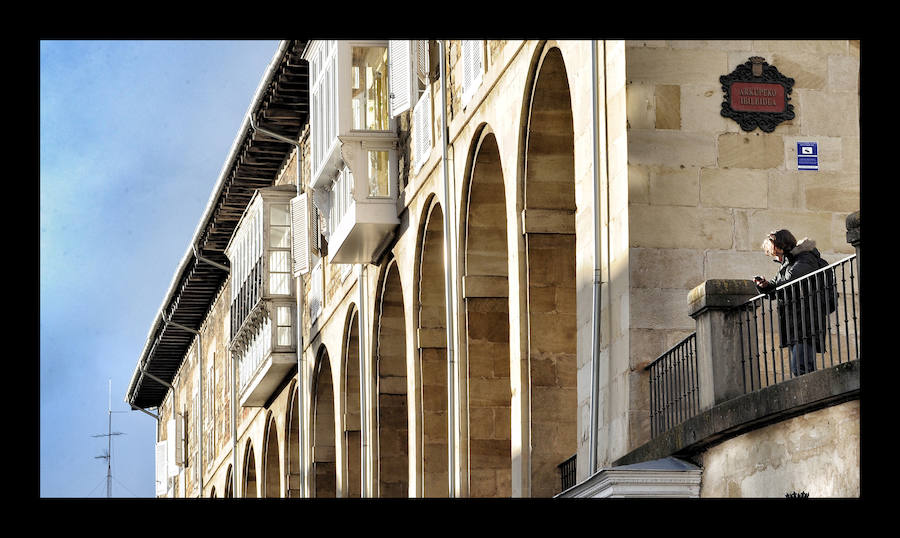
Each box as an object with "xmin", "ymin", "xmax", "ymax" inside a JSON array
[
  {"xmin": 290, "ymin": 193, "xmax": 311, "ymax": 276},
  {"xmin": 167, "ymin": 415, "xmax": 184, "ymax": 476},
  {"xmin": 412, "ymin": 88, "xmax": 432, "ymax": 172},
  {"xmin": 389, "ymin": 40, "xmax": 414, "ymax": 117},
  {"xmin": 461, "ymin": 40, "xmax": 484, "ymax": 107},
  {"xmin": 416, "ymin": 40, "xmax": 430, "ymax": 83},
  {"xmin": 155, "ymin": 440, "xmax": 168, "ymax": 496}
]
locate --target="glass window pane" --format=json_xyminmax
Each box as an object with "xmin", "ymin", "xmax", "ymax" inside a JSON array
[
  {"xmin": 270, "ymin": 273, "xmax": 290, "ymax": 295},
  {"xmin": 270, "ymin": 226, "xmax": 290, "ymax": 249},
  {"xmin": 277, "ymin": 306, "xmax": 292, "ymax": 326},
  {"xmin": 368, "ymin": 150, "xmax": 390, "ymax": 197},
  {"xmin": 351, "ymin": 46, "xmax": 389, "ymax": 131},
  {"xmin": 277, "ymin": 327, "xmax": 293, "ymax": 347},
  {"xmin": 271, "ymin": 204, "xmax": 289, "ymax": 226},
  {"xmin": 270, "ymin": 251, "xmax": 290, "ymax": 273}
]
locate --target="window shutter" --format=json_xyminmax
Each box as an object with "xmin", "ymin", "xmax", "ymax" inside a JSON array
[
  {"xmin": 309, "ymin": 261, "xmax": 323, "ymax": 322},
  {"xmin": 461, "ymin": 40, "xmax": 484, "ymax": 107},
  {"xmin": 155, "ymin": 440, "xmax": 168, "ymax": 496},
  {"xmin": 416, "ymin": 40, "xmax": 430, "ymax": 84},
  {"xmin": 290, "ymin": 193, "xmax": 311, "ymax": 276},
  {"xmin": 389, "ymin": 40, "xmax": 414, "ymax": 117},
  {"xmin": 167, "ymin": 415, "xmax": 183, "ymax": 476},
  {"xmin": 412, "ymin": 87, "xmax": 432, "ymax": 173}
]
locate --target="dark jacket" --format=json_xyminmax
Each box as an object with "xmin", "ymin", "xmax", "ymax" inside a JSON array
[{"xmin": 756, "ymin": 238, "xmax": 835, "ymax": 350}]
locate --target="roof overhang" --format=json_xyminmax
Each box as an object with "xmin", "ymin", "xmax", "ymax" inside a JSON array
[{"xmin": 125, "ymin": 39, "xmax": 310, "ymax": 410}]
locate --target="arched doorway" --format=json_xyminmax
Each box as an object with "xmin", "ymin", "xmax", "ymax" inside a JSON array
[
  {"xmin": 263, "ymin": 413, "xmax": 281, "ymax": 497},
  {"xmin": 243, "ymin": 441, "xmax": 258, "ymax": 498},
  {"xmin": 417, "ymin": 200, "xmax": 450, "ymax": 497},
  {"xmin": 463, "ymin": 129, "xmax": 512, "ymax": 498},
  {"xmin": 312, "ymin": 347, "xmax": 336, "ymax": 497},
  {"xmin": 342, "ymin": 308, "xmax": 362, "ymax": 498},
  {"xmin": 375, "ymin": 261, "xmax": 409, "ymax": 497},
  {"xmin": 523, "ymin": 45, "xmax": 578, "ymax": 497}
]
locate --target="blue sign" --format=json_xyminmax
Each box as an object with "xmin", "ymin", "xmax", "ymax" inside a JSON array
[{"xmin": 797, "ymin": 142, "xmax": 818, "ymax": 171}]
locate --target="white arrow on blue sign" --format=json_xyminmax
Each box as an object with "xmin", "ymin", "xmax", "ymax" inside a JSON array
[{"xmin": 797, "ymin": 142, "xmax": 818, "ymax": 171}]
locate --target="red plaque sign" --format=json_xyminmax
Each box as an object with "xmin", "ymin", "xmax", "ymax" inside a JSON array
[
  {"xmin": 729, "ymin": 82, "xmax": 786, "ymax": 113},
  {"xmin": 720, "ymin": 57, "xmax": 795, "ymax": 132}
]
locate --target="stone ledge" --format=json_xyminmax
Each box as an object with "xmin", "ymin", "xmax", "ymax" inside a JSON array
[
  {"xmin": 612, "ymin": 360, "xmax": 860, "ymax": 467},
  {"xmin": 687, "ymin": 279, "xmax": 759, "ymax": 318}
]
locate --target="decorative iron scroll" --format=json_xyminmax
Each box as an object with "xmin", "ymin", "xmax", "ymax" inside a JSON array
[{"xmin": 720, "ymin": 56, "xmax": 795, "ymax": 133}]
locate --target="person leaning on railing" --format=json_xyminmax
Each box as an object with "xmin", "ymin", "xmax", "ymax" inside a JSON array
[{"xmin": 752, "ymin": 229, "xmax": 835, "ymax": 377}]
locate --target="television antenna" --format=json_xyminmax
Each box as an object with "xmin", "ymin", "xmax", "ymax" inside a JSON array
[{"xmin": 92, "ymin": 379, "xmax": 126, "ymax": 498}]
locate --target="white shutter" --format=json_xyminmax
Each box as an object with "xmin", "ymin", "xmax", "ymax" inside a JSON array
[
  {"xmin": 167, "ymin": 415, "xmax": 184, "ymax": 476},
  {"xmin": 412, "ymin": 87, "xmax": 432, "ymax": 173},
  {"xmin": 309, "ymin": 261, "xmax": 323, "ymax": 322},
  {"xmin": 389, "ymin": 40, "xmax": 415, "ymax": 117},
  {"xmin": 290, "ymin": 193, "xmax": 311, "ymax": 276},
  {"xmin": 416, "ymin": 40, "xmax": 430, "ymax": 83},
  {"xmin": 461, "ymin": 40, "xmax": 484, "ymax": 107},
  {"xmin": 155, "ymin": 440, "xmax": 168, "ymax": 496}
]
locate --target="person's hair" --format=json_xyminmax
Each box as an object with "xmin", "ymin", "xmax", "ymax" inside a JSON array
[{"xmin": 762, "ymin": 229, "xmax": 797, "ymax": 256}]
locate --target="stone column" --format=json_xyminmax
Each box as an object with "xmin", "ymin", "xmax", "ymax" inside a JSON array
[{"xmin": 688, "ymin": 279, "xmax": 760, "ymax": 410}]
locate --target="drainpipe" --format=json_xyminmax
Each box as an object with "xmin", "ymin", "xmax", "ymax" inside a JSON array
[
  {"xmin": 588, "ymin": 40, "xmax": 603, "ymax": 474},
  {"xmin": 248, "ymin": 114, "xmax": 308, "ymax": 497},
  {"xmin": 357, "ymin": 263, "xmax": 370, "ymax": 497},
  {"xmin": 231, "ymin": 349, "xmax": 239, "ymax": 497},
  {"xmin": 438, "ymin": 40, "xmax": 457, "ymax": 497}
]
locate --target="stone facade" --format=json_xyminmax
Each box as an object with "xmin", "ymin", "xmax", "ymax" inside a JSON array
[{"xmin": 150, "ymin": 39, "xmax": 860, "ymax": 498}]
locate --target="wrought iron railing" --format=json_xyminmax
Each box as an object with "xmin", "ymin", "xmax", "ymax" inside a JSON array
[
  {"xmin": 558, "ymin": 453, "xmax": 577, "ymax": 491},
  {"xmin": 646, "ymin": 333, "xmax": 699, "ymax": 439},
  {"xmin": 735, "ymin": 254, "xmax": 858, "ymax": 393}
]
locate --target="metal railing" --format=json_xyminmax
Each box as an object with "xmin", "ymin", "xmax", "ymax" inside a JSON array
[
  {"xmin": 558, "ymin": 453, "xmax": 577, "ymax": 491},
  {"xmin": 646, "ymin": 333, "xmax": 699, "ymax": 439},
  {"xmin": 735, "ymin": 254, "xmax": 858, "ymax": 393},
  {"xmin": 231, "ymin": 255, "xmax": 263, "ymax": 340}
]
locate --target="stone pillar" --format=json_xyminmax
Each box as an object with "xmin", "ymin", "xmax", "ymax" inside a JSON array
[
  {"xmin": 846, "ymin": 210, "xmax": 859, "ymax": 281},
  {"xmin": 688, "ymin": 279, "xmax": 760, "ymax": 410}
]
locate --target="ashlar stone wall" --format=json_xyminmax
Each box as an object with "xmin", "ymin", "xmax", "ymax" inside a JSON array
[{"xmin": 622, "ymin": 40, "xmax": 860, "ymax": 454}]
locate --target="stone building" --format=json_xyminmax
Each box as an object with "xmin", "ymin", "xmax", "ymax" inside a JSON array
[{"xmin": 125, "ymin": 39, "xmax": 860, "ymax": 498}]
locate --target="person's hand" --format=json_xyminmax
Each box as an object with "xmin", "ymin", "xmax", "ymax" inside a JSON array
[{"xmin": 753, "ymin": 276, "xmax": 768, "ymax": 287}]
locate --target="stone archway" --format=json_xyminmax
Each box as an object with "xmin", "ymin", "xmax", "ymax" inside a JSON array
[
  {"xmin": 417, "ymin": 199, "xmax": 450, "ymax": 497},
  {"xmin": 523, "ymin": 45, "xmax": 578, "ymax": 498},
  {"xmin": 374, "ymin": 260, "xmax": 409, "ymax": 497},
  {"xmin": 286, "ymin": 383, "xmax": 301, "ymax": 497},
  {"xmin": 463, "ymin": 128, "xmax": 512, "ymax": 498},
  {"xmin": 243, "ymin": 441, "xmax": 258, "ymax": 498},
  {"xmin": 263, "ymin": 413, "xmax": 281, "ymax": 497},
  {"xmin": 342, "ymin": 308, "xmax": 362, "ymax": 498},
  {"xmin": 224, "ymin": 465, "xmax": 233, "ymax": 498},
  {"xmin": 312, "ymin": 347, "xmax": 336, "ymax": 497}
]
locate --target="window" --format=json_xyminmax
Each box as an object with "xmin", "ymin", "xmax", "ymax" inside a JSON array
[
  {"xmin": 269, "ymin": 203, "xmax": 291, "ymax": 295},
  {"xmin": 351, "ymin": 46, "xmax": 390, "ymax": 131},
  {"xmin": 368, "ymin": 150, "xmax": 391, "ymax": 197},
  {"xmin": 276, "ymin": 305, "xmax": 293, "ymax": 347}
]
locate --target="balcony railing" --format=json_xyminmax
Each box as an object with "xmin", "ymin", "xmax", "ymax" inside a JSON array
[
  {"xmin": 647, "ymin": 254, "xmax": 859, "ymax": 440},
  {"xmin": 646, "ymin": 333, "xmax": 699, "ymax": 439},
  {"xmin": 734, "ymin": 254, "xmax": 858, "ymax": 393},
  {"xmin": 230, "ymin": 256, "xmax": 263, "ymax": 341}
]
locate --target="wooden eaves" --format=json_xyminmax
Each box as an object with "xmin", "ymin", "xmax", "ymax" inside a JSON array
[{"xmin": 125, "ymin": 39, "xmax": 309, "ymax": 411}]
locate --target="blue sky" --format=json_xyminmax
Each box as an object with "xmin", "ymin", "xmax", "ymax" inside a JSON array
[{"xmin": 40, "ymin": 40, "xmax": 280, "ymax": 497}]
